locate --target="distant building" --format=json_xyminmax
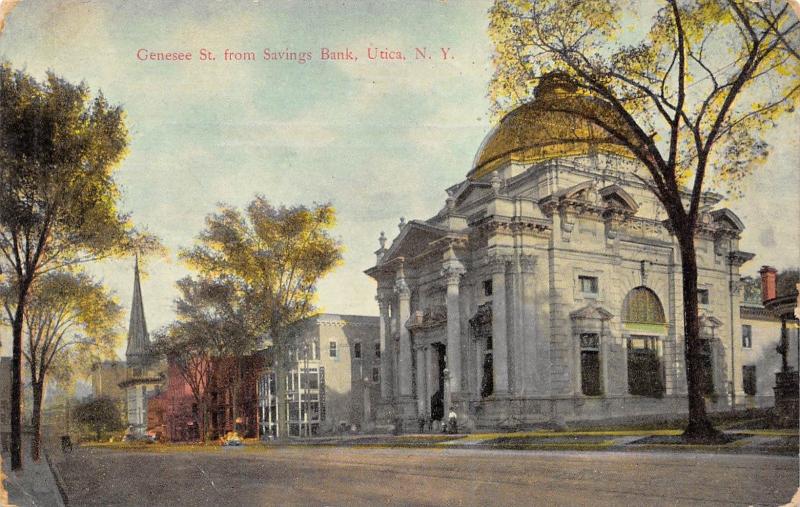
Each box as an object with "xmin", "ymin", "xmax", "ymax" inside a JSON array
[
  {"xmin": 90, "ymin": 360, "xmax": 126, "ymax": 415},
  {"xmin": 159, "ymin": 353, "xmax": 264, "ymax": 442},
  {"xmin": 739, "ymin": 268, "xmax": 800, "ymax": 411},
  {"xmin": 160, "ymin": 360, "xmax": 198, "ymax": 442},
  {"xmin": 118, "ymin": 257, "xmax": 165, "ymax": 436},
  {"xmin": 257, "ymin": 314, "xmax": 380, "ymax": 438},
  {"xmin": 210, "ymin": 354, "xmax": 263, "ymax": 438}
]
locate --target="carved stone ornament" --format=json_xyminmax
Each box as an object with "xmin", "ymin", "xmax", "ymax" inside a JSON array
[{"xmin": 469, "ymin": 303, "xmax": 493, "ymax": 338}]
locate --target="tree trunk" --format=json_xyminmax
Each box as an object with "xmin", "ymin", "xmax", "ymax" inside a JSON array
[
  {"xmin": 275, "ymin": 344, "xmax": 288, "ymax": 439},
  {"xmin": 11, "ymin": 281, "xmax": 30, "ymax": 471},
  {"xmin": 677, "ymin": 231, "xmax": 720, "ymax": 441},
  {"xmin": 30, "ymin": 382, "xmax": 43, "ymax": 462},
  {"xmin": 200, "ymin": 400, "xmax": 207, "ymax": 443}
]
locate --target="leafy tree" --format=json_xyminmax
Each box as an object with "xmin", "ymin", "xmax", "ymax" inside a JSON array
[
  {"xmin": 181, "ymin": 196, "xmax": 342, "ymax": 438},
  {"xmin": 72, "ymin": 396, "xmax": 124, "ymax": 441},
  {"xmin": 488, "ymin": 0, "xmax": 799, "ymax": 440},
  {"xmin": 1, "ymin": 271, "xmax": 121, "ymax": 460},
  {"xmin": 0, "ymin": 63, "xmax": 159, "ymax": 469},
  {"xmin": 152, "ymin": 296, "xmax": 218, "ymax": 442}
]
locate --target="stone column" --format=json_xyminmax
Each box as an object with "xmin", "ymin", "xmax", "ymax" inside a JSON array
[
  {"xmin": 491, "ymin": 257, "xmax": 510, "ymax": 394},
  {"xmin": 443, "ymin": 266, "xmax": 465, "ymax": 393},
  {"xmin": 415, "ymin": 347, "xmax": 426, "ymax": 417},
  {"xmin": 425, "ymin": 346, "xmax": 435, "ymax": 410},
  {"xmin": 377, "ymin": 295, "xmax": 392, "ymax": 400},
  {"xmin": 396, "ymin": 274, "xmax": 412, "ymax": 397}
]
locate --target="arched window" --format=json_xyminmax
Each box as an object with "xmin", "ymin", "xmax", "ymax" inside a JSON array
[
  {"xmin": 622, "ymin": 287, "xmax": 665, "ymax": 325},
  {"xmin": 622, "ymin": 287, "xmax": 666, "ymax": 397}
]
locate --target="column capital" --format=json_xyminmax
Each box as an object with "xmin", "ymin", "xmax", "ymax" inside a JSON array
[
  {"xmin": 488, "ymin": 256, "xmax": 508, "ymax": 274},
  {"xmin": 519, "ymin": 254, "xmax": 536, "ymax": 273},
  {"xmin": 441, "ymin": 265, "xmax": 466, "ymax": 286}
]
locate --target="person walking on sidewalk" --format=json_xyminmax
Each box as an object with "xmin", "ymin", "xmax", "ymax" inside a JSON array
[{"xmin": 447, "ymin": 407, "xmax": 458, "ymax": 434}]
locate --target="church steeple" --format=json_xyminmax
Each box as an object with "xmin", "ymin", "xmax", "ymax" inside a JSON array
[{"xmin": 125, "ymin": 254, "xmax": 150, "ymax": 365}]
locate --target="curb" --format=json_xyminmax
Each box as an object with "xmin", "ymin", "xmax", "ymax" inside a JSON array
[{"xmin": 44, "ymin": 451, "xmax": 69, "ymax": 506}]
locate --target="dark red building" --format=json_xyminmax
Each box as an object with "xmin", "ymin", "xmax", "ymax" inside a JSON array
[{"xmin": 157, "ymin": 352, "xmax": 265, "ymax": 442}]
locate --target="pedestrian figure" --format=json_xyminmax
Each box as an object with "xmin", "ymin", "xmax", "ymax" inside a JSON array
[
  {"xmin": 447, "ymin": 407, "xmax": 458, "ymax": 434},
  {"xmin": 60, "ymin": 435, "xmax": 72, "ymax": 454}
]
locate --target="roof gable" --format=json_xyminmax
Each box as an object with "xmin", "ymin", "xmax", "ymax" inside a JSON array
[{"xmin": 380, "ymin": 220, "xmax": 447, "ymax": 264}]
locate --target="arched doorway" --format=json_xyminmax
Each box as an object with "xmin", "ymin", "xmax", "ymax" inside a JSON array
[{"xmin": 622, "ymin": 287, "xmax": 667, "ymax": 397}]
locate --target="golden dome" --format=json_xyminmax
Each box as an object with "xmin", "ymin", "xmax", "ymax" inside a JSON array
[{"xmin": 469, "ymin": 74, "xmax": 635, "ymax": 180}]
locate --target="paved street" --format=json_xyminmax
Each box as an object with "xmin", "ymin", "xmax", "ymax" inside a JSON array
[{"xmin": 52, "ymin": 445, "xmax": 798, "ymax": 506}]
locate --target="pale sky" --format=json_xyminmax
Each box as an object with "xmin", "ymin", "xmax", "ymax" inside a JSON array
[{"xmin": 0, "ymin": 0, "xmax": 797, "ymax": 359}]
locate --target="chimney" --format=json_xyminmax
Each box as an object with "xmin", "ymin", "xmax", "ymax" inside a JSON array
[{"xmin": 758, "ymin": 265, "xmax": 777, "ymax": 302}]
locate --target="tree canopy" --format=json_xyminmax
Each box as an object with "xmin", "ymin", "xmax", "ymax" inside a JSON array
[
  {"xmin": 72, "ymin": 396, "xmax": 124, "ymax": 441},
  {"xmin": 487, "ymin": 0, "xmax": 799, "ymax": 440},
  {"xmin": 177, "ymin": 196, "xmax": 343, "ymax": 437},
  {"xmin": 0, "ymin": 62, "xmax": 160, "ymax": 469}
]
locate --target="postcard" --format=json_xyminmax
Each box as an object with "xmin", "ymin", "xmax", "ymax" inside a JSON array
[{"xmin": 0, "ymin": 1, "xmax": 798, "ymax": 505}]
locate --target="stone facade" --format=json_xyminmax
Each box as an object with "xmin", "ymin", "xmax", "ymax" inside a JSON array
[
  {"xmin": 366, "ymin": 85, "xmax": 762, "ymax": 430},
  {"xmin": 257, "ymin": 314, "xmax": 380, "ymax": 437}
]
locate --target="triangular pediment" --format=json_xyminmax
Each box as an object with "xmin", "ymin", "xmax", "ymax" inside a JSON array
[
  {"xmin": 454, "ymin": 180, "xmax": 492, "ymax": 207},
  {"xmin": 380, "ymin": 220, "xmax": 448, "ymax": 264},
  {"xmin": 570, "ymin": 303, "xmax": 614, "ymax": 321}
]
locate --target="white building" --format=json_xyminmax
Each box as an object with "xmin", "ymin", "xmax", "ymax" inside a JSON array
[
  {"xmin": 258, "ymin": 314, "xmax": 380, "ymax": 437},
  {"xmin": 119, "ymin": 258, "xmax": 164, "ymax": 435},
  {"xmin": 366, "ymin": 74, "xmax": 770, "ymax": 429}
]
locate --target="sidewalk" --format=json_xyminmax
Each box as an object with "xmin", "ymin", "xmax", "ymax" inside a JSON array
[
  {"xmin": 272, "ymin": 428, "xmax": 799, "ymax": 455},
  {"xmin": 1, "ymin": 438, "xmax": 66, "ymax": 507}
]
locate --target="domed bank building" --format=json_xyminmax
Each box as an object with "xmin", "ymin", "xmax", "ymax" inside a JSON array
[{"xmin": 365, "ymin": 75, "xmax": 776, "ymax": 430}]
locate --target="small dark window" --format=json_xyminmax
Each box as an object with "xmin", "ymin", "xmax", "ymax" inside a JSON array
[
  {"xmin": 329, "ymin": 341, "xmax": 337, "ymax": 358},
  {"xmin": 481, "ymin": 353, "xmax": 494, "ymax": 398},
  {"xmin": 741, "ymin": 325, "xmax": 752, "ymax": 348},
  {"xmin": 580, "ymin": 333, "xmax": 601, "ymax": 396},
  {"xmin": 374, "ymin": 342, "xmax": 381, "ymax": 359},
  {"xmin": 483, "ymin": 280, "xmax": 493, "ymax": 296},
  {"xmin": 697, "ymin": 289, "xmax": 709, "ymax": 305},
  {"xmin": 372, "ymin": 366, "xmax": 380, "ymax": 383},
  {"xmin": 743, "ymin": 365, "xmax": 757, "ymax": 395},
  {"xmin": 353, "ymin": 341, "xmax": 362, "ymax": 359},
  {"xmin": 579, "ymin": 276, "xmax": 598, "ymax": 294}
]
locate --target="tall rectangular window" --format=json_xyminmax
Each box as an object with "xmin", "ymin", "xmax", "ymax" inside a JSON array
[
  {"xmin": 374, "ymin": 342, "xmax": 381, "ymax": 359},
  {"xmin": 627, "ymin": 336, "xmax": 664, "ymax": 397},
  {"xmin": 697, "ymin": 289, "xmax": 710, "ymax": 305},
  {"xmin": 372, "ymin": 366, "xmax": 380, "ymax": 383},
  {"xmin": 742, "ymin": 324, "xmax": 752, "ymax": 348},
  {"xmin": 483, "ymin": 280, "xmax": 493, "ymax": 296},
  {"xmin": 580, "ymin": 333, "xmax": 602, "ymax": 396},
  {"xmin": 743, "ymin": 365, "xmax": 757, "ymax": 395},
  {"xmin": 579, "ymin": 276, "xmax": 598, "ymax": 295},
  {"xmin": 353, "ymin": 341, "xmax": 362, "ymax": 359},
  {"xmin": 329, "ymin": 341, "xmax": 337, "ymax": 358}
]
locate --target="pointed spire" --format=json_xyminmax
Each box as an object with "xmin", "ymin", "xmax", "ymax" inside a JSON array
[{"xmin": 126, "ymin": 255, "xmax": 150, "ymax": 364}]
